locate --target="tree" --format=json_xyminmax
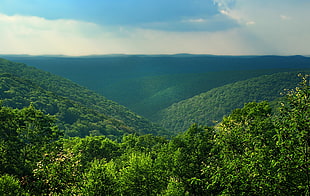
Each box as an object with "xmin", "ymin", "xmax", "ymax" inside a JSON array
[
  {"xmin": 116, "ymin": 152, "xmax": 164, "ymax": 195},
  {"xmin": 0, "ymin": 174, "xmax": 25, "ymax": 196},
  {"xmin": 0, "ymin": 104, "xmax": 62, "ymax": 176},
  {"xmin": 168, "ymin": 124, "xmax": 217, "ymax": 195},
  {"xmin": 212, "ymin": 101, "xmax": 277, "ymax": 195},
  {"xmin": 121, "ymin": 133, "xmax": 168, "ymax": 155},
  {"xmin": 63, "ymin": 136, "xmax": 121, "ymax": 168},
  {"xmin": 32, "ymin": 150, "xmax": 82, "ymax": 195},
  {"xmin": 274, "ymin": 74, "xmax": 310, "ymax": 195},
  {"xmin": 81, "ymin": 159, "xmax": 117, "ymax": 195}
]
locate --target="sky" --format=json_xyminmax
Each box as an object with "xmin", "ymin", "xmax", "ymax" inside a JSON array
[{"xmin": 0, "ymin": 0, "xmax": 309, "ymax": 56}]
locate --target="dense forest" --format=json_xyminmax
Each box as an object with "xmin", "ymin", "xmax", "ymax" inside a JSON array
[
  {"xmin": 103, "ymin": 69, "xmax": 297, "ymax": 118},
  {"xmin": 154, "ymin": 71, "xmax": 310, "ymax": 133},
  {"xmin": 5, "ymin": 55, "xmax": 310, "ymax": 118},
  {"xmin": 0, "ymin": 57, "xmax": 309, "ymax": 195},
  {"xmin": 0, "ymin": 74, "xmax": 309, "ymax": 195},
  {"xmin": 0, "ymin": 58, "xmax": 166, "ymax": 138}
]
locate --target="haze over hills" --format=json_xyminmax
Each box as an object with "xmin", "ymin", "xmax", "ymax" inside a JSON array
[
  {"xmin": 1, "ymin": 55, "xmax": 310, "ymax": 135},
  {"xmin": 1, "ymin": 0, "xmax": 310, "ymax": 194},
  {"xmin": 3, "ymin": 54, "xmax": 310, "ymax": 117},
  {"xmin": 1, "ymin": 55, "xmax": 309, "ymax": 195}
]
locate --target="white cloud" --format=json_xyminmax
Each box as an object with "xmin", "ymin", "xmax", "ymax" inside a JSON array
[
  {"xmin": 112, "ymin": 27, "xmax": 266, "ymax": 55},
  {"xmin": 0, "ymin": 13, "xmax": 254, "ymax": 55},
  {"xmin": 1, "ymin": 0, "xmax": 310, "ymax": 57},
  {"xmin": 212, "ymin": 0, "xmax": 310, "ymax": 55},
  {"xmin": 182, "ymin": 18, "xmax": 206, "ymax": 23},
  {"xmin": 213, "ymin": 0, "xmax": 235, "ymax": 11},
  {"xmin": 0, "ymin": 14, "xmax": 123, "ymax": 55},
  {"xmin": 246, "ymin": 21, "xmax": 255, "ymax": 26},
  {"xmin": 280, "ymin": 15, "xmax": 291, "ymax": 20},
  {"xmin": 220, "ymin": 10, "xmax": 230, "ymax": 16}
]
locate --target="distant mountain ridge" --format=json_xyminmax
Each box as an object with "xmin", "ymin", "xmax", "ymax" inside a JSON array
[
  {"xmin": 3, "ymin": 54, "xmax": 310, "ymax": 118},
  {"xmin": 2, "ymin": 55, "xmax": 310, "ymax": 135}
]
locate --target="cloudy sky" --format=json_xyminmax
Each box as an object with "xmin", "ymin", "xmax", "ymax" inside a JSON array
[{"xmin": 0, "ymin": 0, "xmax": 309, "ymax": 56}]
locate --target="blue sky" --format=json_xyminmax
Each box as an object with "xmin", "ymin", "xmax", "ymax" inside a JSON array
[{"xmin": 0, "ymin": 0, "xmax": 309, "ymax": 55}]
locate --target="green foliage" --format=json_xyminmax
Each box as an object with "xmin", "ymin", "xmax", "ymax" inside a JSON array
[
  {"xmin": 212, "ymin": 102, "xmax": 278, "ymax": 194},
  {"xmin": 32, "ymin": 150, "xmax": 83, "ymax": 195},
  {"xmin": 168, "ymin": 124, "xmax": 217, "ymax": 195},
  {"xmin": 121, "ymin": 133, "xmax": 168, "ymax": 154},
  {"xmin": 0, "ymin": 56, "xmax": 309, "ymax": 195},
  {"xmin": 104, "ymin": 70, "xmax": 279, "ymax": 117},
  {"xmin": 62, "ymin": 136, "xmax": 121, "ymax": 168},
  {"xmin": 0, "ymin": 104, "xmax": 62, "ymax": 176},
  {"xmin": 156, "ymin": 71, "xmax": 310, "ymax": 134},
  {"xmin": 0, "ymin": 58, "xmax": 166, "ymax": 138},
  {"xmin": 117, "ymin": 152, "xmax": 164, "ymax": 195},
  {"xmin": 203, "ymin": 74, "xmax": 309, "ymax": 195},
  {"xmin": 0, "ymin": 174, "xmax": 25, "ymax": 196},
  {"xmin": 81, "ymin": 159, "xmax": 117, "ymax": 195},
  {"xmin": 273, "ymin": 74, "xmax": 310, "ymax": 195},
  {"xmin": 9, "ymin": 55, "xmax": 309, "ymax": 120},
  {"xmin": 162, "ymin": 177, "xmax": 187, "ymax": 196}
]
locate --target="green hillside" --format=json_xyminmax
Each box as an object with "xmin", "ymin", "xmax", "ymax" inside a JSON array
[
  {"xmin": 0, "ymin": 58, "xmax": 166, "ymax": 138},
  {"xmin": 0, "ymin": 57, "xmax": 309, "ymax": 194},
  {"xmin": 154, "ymin": 71, "xmax": 310, "ymax": 134},
  {"xmin": 1, "ymin": 57, "xmax": 309, "ymax": 136},
  {"xmin": 102, "ymin": 69, "xmax": 302, "ymax": 117},
  {"xmin": 0, "ymin": 75, "xmax": 309, "ymax": 195},
  {"xmin": 4, "ymin": 55, "xmax": 310, "ymax": 118}
]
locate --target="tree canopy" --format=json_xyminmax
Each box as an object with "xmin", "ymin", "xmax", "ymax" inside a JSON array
[{"xmin": 0, "ymin": 74, "xmax": 309, "ymax": 195}]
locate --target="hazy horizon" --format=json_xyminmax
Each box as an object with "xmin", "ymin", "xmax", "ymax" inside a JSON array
[
  {"xmin": 1, "ymin": 0, "xmax": 310, "ymax": 56},
  {"xmin": 1, "ymin": 53, "xmax": 310, "ymax": 58}
]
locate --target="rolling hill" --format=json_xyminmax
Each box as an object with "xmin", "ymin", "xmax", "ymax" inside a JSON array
[
  {"xmin": 153, "ymin": 71, "xmax": 310, "ymax": 134},
  {"xmin": 3, "ymin": 55, "xmax": 310, "ymax": 118},
  {"xmin": 101, "ymin": 69, "xmax": 302, "ymax": 117},
  {"xmin": 2, "ymin": 55, "xmax": 310, "ymax": 135},
  {"xmin": 0, "ymin": 58, "xmax": 166, "ymax": 138}
]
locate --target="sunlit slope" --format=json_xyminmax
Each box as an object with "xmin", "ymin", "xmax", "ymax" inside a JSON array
[
  {"xmin": 103, "ymin": 69, "xmax": 299, "ymax": 117},
  {"xmin": 0, "ymin": 58, "xmax": 166, "ymax": 138},
  {"xmin": 153, "ymin": 71, "xmax": 310, "ymax": 134}
]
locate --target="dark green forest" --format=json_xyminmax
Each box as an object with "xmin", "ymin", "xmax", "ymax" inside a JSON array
[
  {"xmin": 0, "ymin": 58, "xmax": 165, "ymax": 138},
  {"xmin": 0, "ymin": 57, "xmax": 309, "ymax": 195},
  {"xmin": 102, "ymin": 69, "xmax": 297, "ymax": 118},
  {"xmin": 154, "ymin": 71, "xmax": 310, "ymax": 134},
  {"xmin": 5, "ymin": 55, "xmax": 310, "ymax": 118},
  {"xmin": 0, "ymin": 74, "xmax": 309, "ymax": 195}
]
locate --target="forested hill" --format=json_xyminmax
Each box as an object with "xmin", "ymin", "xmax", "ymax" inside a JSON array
[
  {"xmin": 0, "ymin": 58, "xmax": 166, "ymax": 138},
  {"xmin": 0, "ymin": 75, "xmax": 309, "ymax": 195},
  {"xmin": 4, "ymin": 55, "xmax": 310, "ymax": 118},
  {"xmin": 0, "ymin": 56, "xmax": 309, "ymax": 195},
  {"xmin": 102, "ymin": 69, "xmax": 301, "ymax": 118},
  {"xmin": 154, "ymin": 71, "xmax": 310, "ymax": 134}
]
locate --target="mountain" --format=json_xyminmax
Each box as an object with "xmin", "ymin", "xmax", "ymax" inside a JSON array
[
  {"xmin": 101, "ymin": 69, "xmax": 301, "ymax": 117},
  {"xmin": 2, "ymin": 55, "xmax": 310, "ymax": 134},
  {"xmin": 153, "ymin": 71, "xmax": 310, "ymax": 134},
  {"xmin": 3, "ymin": 55, "xmax": 310, "ymax": 118},
  {"xmin": 0, "ymin": 58, "xmax": 166, "ymax": 138}
]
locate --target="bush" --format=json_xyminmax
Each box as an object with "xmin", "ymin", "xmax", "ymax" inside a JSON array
[{"xmin": 0, "ymin": 174, "xmax": 25, "ymax": 195}]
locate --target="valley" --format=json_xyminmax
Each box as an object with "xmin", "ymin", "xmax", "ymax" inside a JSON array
[
  {"xmin": 3, "ymin": 54, "xmax": 310, "ymax": 133},
  {"xmin": 0, "ymin": 55, "xmax": 309, "ymax": 195}
]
